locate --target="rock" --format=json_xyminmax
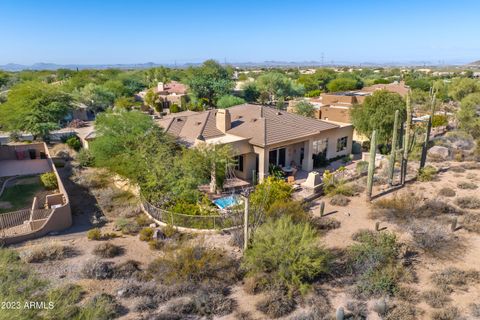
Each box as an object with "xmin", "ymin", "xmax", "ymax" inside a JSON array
[
  {"xmin": 149, "ymin": 223, "xmax": 157, "ymax": 228},
  {"xmin": 153, "ymin": 229, "xmax": 165, "ymax": 240},
  {"xmin": 428, "ymin": 146, "xmax": 449, "ymax": 160}
]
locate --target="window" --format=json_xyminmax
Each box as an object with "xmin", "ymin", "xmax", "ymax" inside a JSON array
[
  {"xmin": 268, "ymin": 148, "xmax": 286, "ymax": 167},
  {"xmin": 336, "ymin": 136, "xmax": 348, "ymax": 152},
  {"xmin": 313, "ymin": 138, "xmax": 328, "ymax": 155},
  {"xmin": 234, "ymin": 155, "xmax": 244, "ymax": 172}
]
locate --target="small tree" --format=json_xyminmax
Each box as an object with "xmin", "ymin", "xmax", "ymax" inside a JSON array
[
  {"xmin": 216, "ymin": 95, "xmax": 245, "ymax": 109},
  {"xmin": 243, "ymin": 215, "xmax": 329, "ymax": 293},
  {"xmin": 293, "ymin": 100, "xmax": 316, "ymax": 118}
]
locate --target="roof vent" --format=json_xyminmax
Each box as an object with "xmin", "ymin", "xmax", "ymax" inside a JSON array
[
  {"xmin": 276, "ymin": 111, "xmax": 282, "ymax": 115},
  {"xmin": 250, "ymin": 118, "xmax": 257, "ymax": 122},
  {"xmin": 176, "ymin": 118, "xmax": 183, "ymax": 122},
  {"xmin": 195, "ymin": 121, "xmax": 202, "ymax": 125},
  {"xmin": 196, "ymin": 134, "xmax": 205, "ymax": 141}
]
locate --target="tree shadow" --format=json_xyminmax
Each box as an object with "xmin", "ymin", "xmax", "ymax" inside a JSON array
[{"xmin": 56, "ymin": 163, "xmax": 105, "ymax": 236}]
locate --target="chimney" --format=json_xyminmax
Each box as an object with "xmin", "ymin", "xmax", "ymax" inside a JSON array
[
  {"xmin": 157, "ymin": 82, "xmax": 164, "ymax": 92},
  {"xmin": 216, "ymin": 109, "xmax": 231, "ymax": 133}
]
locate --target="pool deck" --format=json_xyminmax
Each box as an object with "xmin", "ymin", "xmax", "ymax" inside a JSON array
[{"xmin": 0, "ymin": 160, "xmax": 52, "ymax": 178}]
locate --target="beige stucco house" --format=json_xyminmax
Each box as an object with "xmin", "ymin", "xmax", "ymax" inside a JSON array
[{"xmin": 157, "ymin": 104, "xmax": 353, "ymax": 182}]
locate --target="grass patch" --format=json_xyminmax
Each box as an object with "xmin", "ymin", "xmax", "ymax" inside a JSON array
[
  {"xmin": 408, "ymin": 222, "xmax": 461, "ymax": 257},
  {"xmin": 431, "ymin": 306, "xmax": 461, "ymax": 320},
  {"xmin": 463, "ymin": 212, "xmax": 480, "ymax": 233},
  {"xmin": 457, "ymin": 181, "xmax": 478, "ymax": 190},
  {"xmin": 0, "ymin": 177, "xmax": 44, "ymax": 213},
  {"xmin": 329, "ymin": 194, "xmax": 350, "ymax": 206},
  {"xmin": 431, "ymin": 267, "xmax": 480, "ymax": 292},
  {"xmin": 422, "ymin": 290, "xmax": 450, "ymax": 308}
]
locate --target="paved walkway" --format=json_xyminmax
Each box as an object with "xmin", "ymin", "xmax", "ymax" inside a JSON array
[{"xmin": 0, "ymin": 160, "xmax": 51, "ymax": 177}]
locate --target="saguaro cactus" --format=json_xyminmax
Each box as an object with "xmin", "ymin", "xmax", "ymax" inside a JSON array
[
  {"xmin": 366, "ymin": 130, "xmax": 377, "ymax": 201},
  {"xmin": 420, "ymin": 88, "xmax": 436, "ymax": 170},
  {"xmin": 336, "ymin": 307, "xmax": 345, "ymax": 320},
  {"xmin": 319, "ymin": 201, "xmax": 325, "ymax": 217},
  {"xmin": 401, "ymin": 94, "xmax": 413, "ymax": 186},
  {"xmin": 388, "ymin": 110, "xmax": 400, "ymax": 186}
]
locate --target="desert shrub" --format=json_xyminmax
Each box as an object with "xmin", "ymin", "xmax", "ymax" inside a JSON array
[
  {"xmin": 40, "ymin": 172, "xmax": 58, "ymax": 190},
  {"xmin": 243, "ymin": 216, "xmax": 330, "ymax": 293},
  {"xmin": 309, "ymin": 217, "xmax": 341, "ymax": 231},
  {"xmin": 322, "ymin": 170, "xmax": 355, "ymax": 196},
  {"xmin": 457, "ymin": 181, "xmax": 478, "ymax": 189},
  {"xmin": 77, "ymin": 148, "xmax": 94, "ymax": 167},
  {"xmin": 462, "ymin": 162, "xmax": 480, "ymax": 170},
  {"xmin": 266, "ymin": 200, "xmax": 308, "ymax": 222},
  {"xmin": 81, "ymin": 259, "xmax": 115, "ymax": 279},
  {"xmin": 348, "ymin": 231, "xmax": 405, "ymax": 297},
  {"xmin": 438, "ymin": 187, "xmax": 456, "ymax": 197},
  {"xmin": 66, "ymin": 136, "xmax": 82, "ymax": 151},
  {"xmin": 113, "ymin": 260, "xmax": 142, "ymax": 279},
  {"xmin": 255, "ymin": 290, "xmax": 296, "ymax": 318},
  {"xmin": 192, "ymin": 291, "xmax": 236, "ymax": 317},
  {"xmin": 134, "ymin": 296, "xmax": 158, "ymax": 312},
  {"xmin": 250, "ymin": 177, "xmax": 292, "ymax": 212},
  {"xmin": 469, "ymin": 303, "xmax": 480, "ymax": 318},
  {"xmin": 431, "ymin": 306, "xmax": 462, "ymax": 320},
  {"xmin": 135, "ymin": 214, "xmax": 151, "ymax": 226},
  {"xmin": 243, "ymin": 274, "xmax": 270, "ymax": 295},
  {"xmin": 21, "ymin": 242, "xmax": 76, "ymax": 263},
  {"xmin": 422, "ymin": 290, "xmax": 450, "ymax": 308},
  {"xmin": 93, "ymin": 242, "xmax": 123, "ymax": 258},
  {"xmin": 356, "ymin": 160, "xmax": 369, "ymax": 175},
  {"xmin": 384, "ymin": 302, "xmax": 419, "ymax": 320},
  {"xmin": 115, "ymin": 218, "xmax": 141, "ymax": 235},
  {"xmin": 139, "ymin": 227, "xmax": 155, "ymax": 241},
  {"xmin": 417, "ymin": 165, "xmax": 438, "ymax": 181},
  {"xmin": 147, "ymin": 244, "xmax": 239, "ymax": 286},
  {"xmin": 77, "ymin": 293, "xmax": 125, "ymax": 320},
  {"xmin": 396, "ymin": 286, "xmax": 420, "ymax": 303},
  {"xmin": 431, "ymin": 267, "xmax": 480, "ymax": 292},
  {"xmin": 463, "ymin": 212, "xmax": 480, "ymax": 233},
  {"xmin": 372, "ymin": 192, "xmax": 418, "ymax": 220},
  {"xmin": 148, "ymin": 239, "xmax": 165, "ymax": 250},
  {"xmin": 345, "ymin": 300, "xmax": 368, "ymax": 319},
  {"xmin": 408, "ymin": 222, "xmax": 458, "ymax": 255},
  {"xmin": 455, "ymin": 196, "xmax": 480, "ymax": 209},
  {"xmin": 87, "ymin": 228, "xmax": 102, "ymax": 240},
  {"xmin": 450, "ymin": 166, "xmax": 466, "ymax": 173},
  {"xmin": 466, "ymin": 172, "xmax": 477, "ymax": 179},
  {"xmin": 87, "ymin": 228, "xmax": 118, "ymax": 241},
  {"xmin": 329, "ymin": 194, "xmax": 350, "ymax": 206}
]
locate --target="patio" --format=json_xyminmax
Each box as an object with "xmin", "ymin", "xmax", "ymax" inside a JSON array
[{"xmin": 0, "ymin": 159, "xmax": 52, "ymax": 178}]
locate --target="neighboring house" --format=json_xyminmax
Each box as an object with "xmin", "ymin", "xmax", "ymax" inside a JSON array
[
  {"xmin": 157, "ymin": 104, "xmax": 353, "ymax": 182},
  {"xmin": 287, "ymin": 91, "xmax": 370, "ymax": 124},
  {"xmin": 362, "ymin": 81, "xmax": 410, "ymax": 97},
  {"xmin": 137, "ymin": 81, "xmax": 188, "ymax": 110},
  {"xmin": 288, "ymin": 81, "xmax": 409, "ymax": 126}
]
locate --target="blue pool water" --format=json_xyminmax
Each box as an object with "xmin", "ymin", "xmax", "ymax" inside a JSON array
[{"xmin": 213, "ymin": 195, "xmax": 238, "ymax": 209}]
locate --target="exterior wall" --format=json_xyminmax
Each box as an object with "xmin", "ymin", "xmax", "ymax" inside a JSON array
[
  {"xmin": 319, "ymin": 105, "xmax": 352, "ymax": 123},
  {"xmin": 0, "ymin": 143, "xmax": 46, "ymax": 160},
  {"xmin": 0, "ymin": 142, "xmax": 72, "ymax": 245},
  {"xmin": 234, "ymin": 152, "xmax": 256, "ymax": 181},
  {"xmin": 323, "ymin": 126, "xmax": 354, "ymax": 159}
]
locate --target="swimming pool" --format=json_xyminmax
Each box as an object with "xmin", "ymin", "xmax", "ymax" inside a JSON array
[{"xmin": 213, "ymin": 195, "xmax": 239, "ymax": 210}]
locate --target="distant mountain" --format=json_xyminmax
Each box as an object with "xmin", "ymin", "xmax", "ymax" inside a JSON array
[
  {"xmin": 0, "ymin": 60, "xmax": 470, "ymax": 71},
  {"xmin": 468, "ymin": 60, "xmax": 480, "ymax": 66},
  {"xmin": 0, "ymin": 62, "xmax": 170, "ymax": 71}
]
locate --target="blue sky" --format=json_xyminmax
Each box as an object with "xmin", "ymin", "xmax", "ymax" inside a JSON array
[{"xmin": 0, "ymin": 0, "xmax": 479, "ymax": 65}]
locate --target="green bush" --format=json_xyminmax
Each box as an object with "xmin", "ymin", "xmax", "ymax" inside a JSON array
[
  {"xmin": 250, "ymin": 177, "xmax": 292, "ymax": 212},
  {"xmin": 40, "ymin": 172, "xmax": 58, "ymax": 190},
  {"xmin": 348, "ymin": 230, "xmax": 405, "ymax": 297},
  {"xmin": 265, "ymin": 200, "xmax": 308, "ymax": 222},
  {"xmin": 87, "ymin": 228, "xmax": 102, "ymax": 240},
  {"xmin": 243, "ymin": 216, "xmax": 329, "ymax": 293},
  {"xmin": 417, "ymin": 165, "xmax": 437, "ymax": 182},
  {"xmin": 66, "ymin": 136, "xmax": 82, "ymax": 151},
  {"xmin": 77, "ymin": 148, "xmax": 94, "ymax": 167},
  {"xmin": 170, "ymin": 103, "xmax": 181, "ymax": 113},
  {"xmin": 356, "ymin": 160, "xmax": 369, "ymax": 175},
  {"xmin": 139, "ymin": 227, "xmax": 154, "ymax": 242}
]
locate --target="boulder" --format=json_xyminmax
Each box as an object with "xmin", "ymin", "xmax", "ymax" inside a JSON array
[{"xmin": 428, "ymin": 145, "xmax": 449, "ymax": 160}]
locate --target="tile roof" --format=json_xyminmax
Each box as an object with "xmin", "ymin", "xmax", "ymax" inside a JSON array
[{"xmin": 157, "ymin": 104, "xmax": 340, "ymax": 147}]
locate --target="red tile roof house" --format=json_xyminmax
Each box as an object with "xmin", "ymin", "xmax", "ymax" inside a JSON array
[
  {"xmin": 137, "ymin": 81, "xmax": 188, "ymax": 110},
  {"xmin": 156, "ymin": 104, "xmax": 354, "ymax": 184}
]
